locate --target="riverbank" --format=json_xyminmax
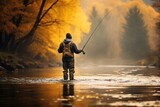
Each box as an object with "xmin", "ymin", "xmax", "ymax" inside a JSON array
[{"xmin": 0, "ymin": 52, "xmax": 59, "ymax": 75}]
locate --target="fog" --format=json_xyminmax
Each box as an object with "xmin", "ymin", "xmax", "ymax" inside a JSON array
[{"xmin": 78, "ymin": 0, "xmax": 159, "ymax": 65}]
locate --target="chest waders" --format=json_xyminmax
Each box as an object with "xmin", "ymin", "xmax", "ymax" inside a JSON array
[{"xmin": 63, "ymin": 42, "xmax": 75, "ymax": 80}]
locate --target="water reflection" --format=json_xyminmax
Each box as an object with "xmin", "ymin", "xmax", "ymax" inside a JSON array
[
  {"xmin": 63, "ymin": 84, "xmax": 74, "ymax": 97},
  {"xmin": 0, "ymin": 83, "xmax": 159, "ymax": 106},
  {"xmin": 62, "ymin": 83, "xmax": 74, "ymax": 107}
]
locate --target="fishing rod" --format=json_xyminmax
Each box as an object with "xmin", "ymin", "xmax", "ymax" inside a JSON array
[{"xmin": 81, "ymin": 9, "xmax": 112, "ymax": 54}]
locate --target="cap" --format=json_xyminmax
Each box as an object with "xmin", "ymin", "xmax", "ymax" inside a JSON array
[{"xmin": 66, "ymin": 33, "xmax": 72, "ymax": 39}]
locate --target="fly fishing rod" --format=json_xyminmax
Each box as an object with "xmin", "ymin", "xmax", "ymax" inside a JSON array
[{"xmin": 81, "ymin": 9, "xmax": 112, "ymax": 54}]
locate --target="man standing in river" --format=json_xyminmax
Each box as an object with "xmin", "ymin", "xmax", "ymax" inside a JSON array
[{"xmin": 58, "ymin": 33, "xmax": 84, "ymax": 80}]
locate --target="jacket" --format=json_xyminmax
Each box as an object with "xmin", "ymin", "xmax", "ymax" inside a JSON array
[{"xmin": 58, "ymin": 39, "xmax": 81, "ymax": 59}]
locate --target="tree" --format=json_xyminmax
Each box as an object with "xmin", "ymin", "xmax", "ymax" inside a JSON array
[
  {"xmin": 0, "ymin": 0, "xmax": 90, "ymax": 62},
  {"xmin": 14, "ymin": 0, "xmax": 59, "ymax": 52},
  {"xmin": 81, "ymin": 7, "xmax": 109, "ymax": 61},
  {"xmin": 153, "ymin": 0, "xmax": 160, "ymax": 67},
  {"xmin": 121, "ymin": 7, "xmax": 150, "ymax": 60},
  {"xmin": 0, "ymin": 0, "xmax": 59, "ymax": 52},
  {"xmin": 0, "ymin": 0, "xmax": 24, "ymax": 51}
]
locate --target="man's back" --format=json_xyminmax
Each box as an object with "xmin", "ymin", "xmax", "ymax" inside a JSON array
[
  {"xmin": 58, "ymin": 41, "xmax": 81, "ymax": 55},
  {"xmin": 58, "ymin": 33, "xmax": 83, "ymax": 80}
]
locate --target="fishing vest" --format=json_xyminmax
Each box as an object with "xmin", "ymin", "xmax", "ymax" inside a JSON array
[{"xmin": 63, "ymin": 42, "xmax": 74, "ymax": 57}]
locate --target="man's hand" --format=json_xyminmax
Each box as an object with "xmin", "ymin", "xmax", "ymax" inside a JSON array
[{"xmin": 81, "ymin": 50, "xmax": 85, "ymax": 54}]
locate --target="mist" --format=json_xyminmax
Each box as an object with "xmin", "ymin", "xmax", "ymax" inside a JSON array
[{"xmin": 78, "ymin": 0, "xmax": 159, "ymax": 65}]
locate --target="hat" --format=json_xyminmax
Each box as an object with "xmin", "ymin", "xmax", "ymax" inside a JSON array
[{"xmin": 66, "ymin": 33, "xmax": 72, "ymax": 39}]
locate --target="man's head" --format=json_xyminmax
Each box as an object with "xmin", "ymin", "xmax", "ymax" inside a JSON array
[{"xmin": 66, "ymin": 33, "xmax": 72, "ymax": 39}]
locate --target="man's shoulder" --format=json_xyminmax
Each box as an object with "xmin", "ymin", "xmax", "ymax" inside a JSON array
[
  {"xmin": 59, "ymin": 42, "xmax": 65, "ymax": 47},
  {"xmin": 70, "ymin": 41, "xmax": 75, "ymax": 45},
  {"xmin": 70, "ymin": 42, "xmax": 76, "ymax": 47},
  {"xmin": 60, "ymin": 42, "xmax": 65, "ymax": 45}
]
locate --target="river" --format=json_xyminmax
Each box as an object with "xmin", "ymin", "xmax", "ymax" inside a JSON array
[{"xmin": 0, "ymin": 65, "xmax": 160, "ymax": 107}]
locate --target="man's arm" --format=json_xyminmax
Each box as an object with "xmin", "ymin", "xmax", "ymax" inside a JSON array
[
  {"xmin": 72, "ymin": 43, "xmax": 82, "ymax": 54},
  {"xmin": 58, "ymin": 43, "xmax": 63, "ymax": 53}
]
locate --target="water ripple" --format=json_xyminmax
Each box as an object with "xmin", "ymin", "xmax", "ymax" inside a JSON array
[{"xmin": 0, "ymin": 75, "xmax": 160, "ymax": 86}]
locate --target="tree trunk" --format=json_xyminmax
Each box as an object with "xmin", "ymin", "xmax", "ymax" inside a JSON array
[
  {"xmin": 9, "ymin": 33, "xmax": 15, "ymax": 52},
  {"xmin": 13, "ymin": 0, "xmax": 59, "ymax": 53},
  {"xmin": 1, "ymin": 31, "xmax": 9, "ymax": 51},
  {"xmin": 5, "ymin": 0, "xmax": 31, "ymax": 52},
  {"xmin": 13, "ymin": 0, "xmax": 46, "ymax": 52},
  {"xmin": 15, "ymin": 25, "xmax": 38, "ymax": 52},
  {"xmin": 0, "ymin": 31, "xmax": 2, "ymax": 50}
]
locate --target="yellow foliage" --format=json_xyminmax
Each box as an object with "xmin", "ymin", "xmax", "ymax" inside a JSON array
[{"xmin": 30, "ymin": 0, "xmax": 91, "ymax": 62}]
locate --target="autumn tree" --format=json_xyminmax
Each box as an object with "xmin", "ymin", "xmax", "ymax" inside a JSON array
[
  {"xmin": 0, "ymin": 0, "xmax": 24, "ymax": 51},
  {"xmin": 153, "ymin": 0, "xmax": 160, "ymax": 46},
  {"xmin": 121, "ymin": 7, "xmax": 150, "ymax": 60},
  {"xmin": 14, "ymin": 0, "xmax": 59, "ymax": 52},
  {"xmin": 0, "ymin": 0, "xmax": 90, "ymax": 62},
  {"xmin": 0, "ymin": 0, "xmax": 60, "ymax": 52},
  {"xmin": 153, "ymin": 0, "xmax": 160, "ymax": 67}
]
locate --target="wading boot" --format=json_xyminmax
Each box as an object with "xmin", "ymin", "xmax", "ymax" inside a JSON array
[
  {"xmin": 63, "ymin": 72, "xmax": 68, "ymax": 80},
  {"xmin": 69, "ymin": 72, "xmax": 74, "ymax": 80}
]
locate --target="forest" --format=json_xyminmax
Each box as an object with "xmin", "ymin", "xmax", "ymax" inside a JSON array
[
  {"xmin": 0, "ymin": 0, "xmax": 160, "ymax": 73},
  {"xmin": 0, "ymin": 0, "xmax": 90, "ymax": 72}
]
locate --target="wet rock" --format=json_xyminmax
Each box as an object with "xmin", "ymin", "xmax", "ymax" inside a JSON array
[
  {"xmin": 19, "ymin": 61, "xmax": 29, "ymax": 68},
  {"xmin": 19, "ymin": 60, "xmax": 35, "ymax": 68},
  {"xmin": 0, "ymin": 52, "xmax": 59, "ymax": 71},
  {"xmin": 36, "ymin": 64, "xmax": 44, "ymax": 68},
  {"xmin": 26, "ymin": 61, "xmax": 40, "ymax": 68},
  {"xmin": 0, "ymin": 66, "xmax": 6, "ymax": 71},
  {"xmin": 16, "ymin": 64, "xmax": 25, "ymax": 69},
  {"xmin": 0, "ymin": 66, "xmax": 7, "ymax": 75},
  {"xmin": 48, "ymin": 63, "xmax": 56, "ymax": 67},
  {"xmin": 3, "ymin": 63, "xmax": 16, "ymax": 72}
]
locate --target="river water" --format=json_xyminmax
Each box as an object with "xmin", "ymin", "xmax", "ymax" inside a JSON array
[{"xmin": 0, "ymin": 65, "xmax": 160, "ymax": 107}]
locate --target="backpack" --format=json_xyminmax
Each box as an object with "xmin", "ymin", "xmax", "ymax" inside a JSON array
[{"xmin": 63, "ymin": 42, "xmax": 74, "ymax": 57}]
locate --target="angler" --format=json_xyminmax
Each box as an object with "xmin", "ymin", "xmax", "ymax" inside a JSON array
[
  {"xmin": 58, "ymin": 9, "xmax": 112, "ymax": 81},
  {"xmin": 58, "ymin": 33, "xmax": 84, "ymax": 80}
]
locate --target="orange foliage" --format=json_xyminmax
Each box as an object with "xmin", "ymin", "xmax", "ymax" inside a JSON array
[{"xmin": 0, "ymin": 0, "xmax": 91, "ymax": 62}]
